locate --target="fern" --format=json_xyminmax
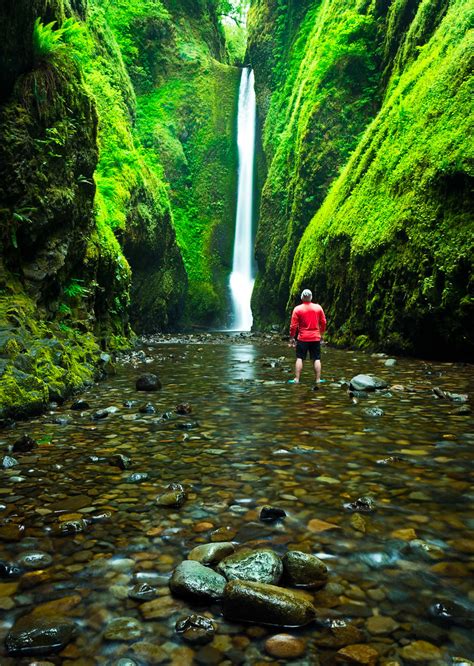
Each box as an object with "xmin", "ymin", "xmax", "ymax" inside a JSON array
[{"xmin": 32, "ymin": 17, "xmax": 82, "ymax": 65}]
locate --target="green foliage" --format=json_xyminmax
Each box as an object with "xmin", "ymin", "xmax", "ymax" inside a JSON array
[
  {"xmin": 32, "ymin": 17, "xmax": 82, "ymax": 65},
  {"xmin": 290, "ymin": 0, "xmax": 474, "ymax": 357}
]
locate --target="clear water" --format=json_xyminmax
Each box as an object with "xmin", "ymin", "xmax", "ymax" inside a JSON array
[{"xmin": 0, "ymin": 336, "xmax": 473, "ymax": 664}]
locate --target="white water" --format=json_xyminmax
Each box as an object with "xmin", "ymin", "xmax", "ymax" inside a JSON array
[{"xmin": 229, "ymin": 67, "xmax": 256, "ymax": 331}]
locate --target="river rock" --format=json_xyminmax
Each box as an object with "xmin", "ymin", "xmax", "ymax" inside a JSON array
[
  {"xmin": 53, "ymin": 518, "xmax": 88, "ymax": 536},
  {"xmin": 139, "ymin": 402, "xmax": 155, "ymax": 414},
  {"xmin": 188, "ymin": 542, "xmax": 235, "ymax": 566},
  {"xmin": 402, "ymin": 539, "xmax": 444, "ymax": 561},
  {"xmin": 92, "ymin": 409, "xmax": 109, "ymax": 420},
  {"xmin": 260, "ymin": 505, "xmax": 287, "ymax": 522},
  {"xmin": 452, "ymin": 405, "xmax": 471, "ymax": 415},
  {"xmin": 156, "ymin": 483, "xmax": 187, "ymax": 508},
  {"xmin": 136, "ymin": 374, "xmax": 161, "ymax": 391},
  {"xmin": 362, "ymin": 407, "xmax": 384, "ymax": 417},
  {"xmin": 175, "ymin": 614, "xmax": 216, "ymax": 645},
  {"xmin": 2, "ymin": 455, "xmax": 18, "ymax": 468},
  {"xmin": 169, "ymin": 560, "xmax": 226, "ymax": 601},
  {"xmin": 12, "ymin": 434, "xmax": 37, "ymax": 452},
  {"xmin": 176, "ymin": 403, "xmax": 192, "ymax": 415},
  {"xmin": 71, "ymin": 399, "xmax": 90, "ymax": 410},
  {"xmin": 104, "ymin": 617, "xmax": 143, "ymax": 641},
  {"xmin": 429, "ymin": 600, "xmax": 474, "ymax": 628},
  {"xmin": 344, "ymin": 496, "xmax": 376, "ymax": 513},
  {"xmin": 335, "ymin": 643, "xmax": 378, "ymax": 665},
  {"xmin": 265, "ymin": 634, "xmax": 306, "ymax": 659},
  {"xmin": 399, "ymin": 640, "xmax": 442, "ymax": 661},
  {"xmin": 0, "ymin": 560, "xmax": 23, "ymax": 578},
  {"xmin": 126, "ymin": 472, "xmax": 149, "ymax": 484},
  {"xmin": 282, "ymin": 551, "xmax": 328, "ymax": 588},
  {"xmin": 217, "ymin": 548, "xmax": 283, "ymax": 584},
  {"xmin": 222, "ymin": 580, "xmax": 317, "ymax": 626},
  {"xmin": 128, "ymin": 582, "xmax": 157, "ymax": 602},
  {"xmin": 0, "ymin": 524, "xmax": 25, "ymax": 541},
  {"xmin": 5, "ymin": 614, "xmax": 76, "ymax": 655},
  {"xmin": 365, "ymin": 615, "xmax": 399, "ymax": 635},
  {"xmin": 16, "ymin": 551, "xmax": 53, "ymax": 570},
  {"xmin": 350, "ymin": 375, "xmax": 388, "ymax": 391},
  {"xmin": 109, "ymin": 454, "xmax": 132, "ymax": 470}
]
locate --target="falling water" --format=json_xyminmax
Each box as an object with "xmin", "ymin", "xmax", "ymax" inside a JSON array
[{"xmin": 229, "ymin": 67, "xmax": 256, "ymax": 331}]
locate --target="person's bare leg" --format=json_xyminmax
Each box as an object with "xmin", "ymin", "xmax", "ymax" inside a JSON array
[
  {"xmin": 294, "ymin": 358, "xmax": 303, "ymax": 382},
  {"xmin": 314, "ymin": 359, "xmax": 321, "ymax": 383}
]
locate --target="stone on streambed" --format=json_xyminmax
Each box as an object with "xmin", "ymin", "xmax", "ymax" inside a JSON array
[
  {"xmin": 5, "ymin": 614, "xmax": 76, "ymax": 656},
  {"xmin": 0, "ymin": 561, "xmax": 23, "ymax": 578},
  {"xmin": 362, "ymin": 407, "xmax": 384, "ymax": 417},
  {"xmin": 16, "ymin": 551, "xmax": 53, "ymax": 570},
  {"xmin": 175, "ymin": 614, "xmax": 216, "ymax": 645},
  {"xmin": 335, "ymin": 643, "xmax": 379, "ymax": 665},
  {"xmin": 260, "ymin": 505, "xmax": 287, "ymax": 522},
  {"xmin": 71, "ymin": 399, "xmax": 90, "ymax": 410},
  {"xmin": 188, "ymin": 542, "xmax": 235, "ymax": 566},
  {"xmin": 128, "ymin": 582, "xmax": 157, "ymax": 602},
  {"xmin": 104, "ymin": 617, "xmax": 143, "ymax": 641},
  {"xmin": 399, "ymin": 640, "xmax": 443, "ymax": 662},
  {"xmin": 344, "ymin": 496, "xmax": 377, "ymax": 513},
  {"xmin": 2, "ymin": 455, "xmax": 18, "ymax": 468},
  {"xmin": 136, "ymin": 373, "xmax": 161, "ymax": 391},
  {"xmin": 222, "ymin": 580, "xmax": 317, "ymax": 627},
  {"xmin": 139, "ymin": 402, "xmax": 155, "ymax": 414},
  {"xmin": 265, "ymin": 634, "xmax": 307, "ymax": 659},
  {"xmin": 170, "ymin": 561, "xmax": 226, "ymax": 601},
  {"xmin": 282, "ymin": 551, "xmax": 328, "ymax": 588},
  {"xmin": 350, "ymin": 375, "xmax": 388, "ymax": 392},
  {"xmin": 156, "ymin": 483, "xmax": 187, "ymax": 508},
  {"xmin": 176, "ymin": 403, "xmax": 192, "ymax": 415},
  {"xmin": 12, "ymin": 434, "xmax": 37, "ymax": 452},
  {"xmin": 108, "ymin": 454, "xmax": 132, "ymax": 470},
  {"xmin": 217, "ymin": 548, "xmax": 283, "ymax": 584}
]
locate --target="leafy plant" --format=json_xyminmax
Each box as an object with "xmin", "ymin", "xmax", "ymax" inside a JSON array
[
  {"xmin": 64, "ymin": 279, "xmax": 89, "ymax": 299},
  {"xmin": 32, "ymin": 17, "xmax": 82, "ymax": 65}
]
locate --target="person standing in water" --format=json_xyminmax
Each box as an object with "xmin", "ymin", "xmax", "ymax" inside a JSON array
[{"xmin": 288, "ymin": 289, "xmax": 326, "ymax": 385}]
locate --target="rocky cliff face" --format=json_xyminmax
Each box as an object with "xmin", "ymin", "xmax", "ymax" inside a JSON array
[
  {"xmin": 0, "ymin": 0, "xmax": 239, "ymax": 418},
  {"xmin": 248, "ymin": 0, "xmax": 473, "ymax": 358}
]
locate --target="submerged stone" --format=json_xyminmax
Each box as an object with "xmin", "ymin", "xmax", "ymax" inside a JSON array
[
  {"xmin": 16, "ymin": 551, "xmax": 53, "ymax": 570},
  {"xmin": 128, "ymin": 582, "xmax": 157, "ymax": 602},
  {"xmin": 223, "ymin": 580, "xmax": 317, "ymax": 627},
  {"xmin": 12, "ymin": 434, "xmax": 37, "ymax": 452},
  {"xmin": 170, "ymin": 560, "xmax": 226, "ymax": 601},
  {"xmin": 108, "ymin": 454, "xmax": 132, "ymax": 470},
  {"xmin": 344, "ymin": 496, "xmax": 376, "ymax": 513},
  {"xmin": 104, "ymin": 617, "xmax": 143, "ymax": 641},
  {"xmin": 176, "ymin": 403, "xmax": 192, "ymax": 415},
  {"xmin": 217, "ymin": 548, "xmax": 283, "ymax": 584},
  {"xmin": 136, "ymin": 374, "xmax": 161, "ymax": 391},
  {"xmin": 265, "ymin": 634, "xmax": 306, "ymax": 659},
  {"xmin": 156, "ymin": 483, "xmax": 187, "ymax": 508},
  {"xmin": 5, "ymin": 614, "xmax": 76, "ymax": 655},
  {"xmin": 260, "ymin": 505, "xmax": 287, "ymax": 522},
  {"xmin": 71, "ymin": 399, "xmax": 90, "ymax": 410}
]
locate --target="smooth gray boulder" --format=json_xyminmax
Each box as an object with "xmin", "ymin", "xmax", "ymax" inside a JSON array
[
  {"xmin": 223, "ymin": 580, "xmax": 316, "ymax": 627},
  {"xmin": 169, "ymin": 560, "xmax": 226, "ymax": 601},
  {"xmin": 217, "ymin": 548, "xmax": 283, "ymax": 584},
  {"xmin": 349, "ymin": 374, "xmax": 388, "ymax": 391}
]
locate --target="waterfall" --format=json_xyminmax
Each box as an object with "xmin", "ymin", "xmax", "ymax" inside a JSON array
[{"xmin": 229, "ymin": 67, "xmax": 256, "ymax": 331}]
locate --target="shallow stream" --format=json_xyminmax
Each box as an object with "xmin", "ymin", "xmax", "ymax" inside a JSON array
[{"xmin": 1, "ymin": 335, "xmax": 473, "ymax": 664}]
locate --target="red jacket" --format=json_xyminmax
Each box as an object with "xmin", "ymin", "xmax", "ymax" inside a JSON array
[{"xmin": 290, "ymin": 302, "xmax": 326, "ymax": 342}]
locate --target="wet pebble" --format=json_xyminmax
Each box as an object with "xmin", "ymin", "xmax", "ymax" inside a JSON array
[
  {"xmin": 188, "ymin": 542, "xmax": 235, "ymax": 566},
  {"xmin": 350, "ymin": 375, "xmax": 388, "ymax": 391},
  {"xmin": 264, "ymin": 633, "xmax": 306, "ymax": 659},
  {"xmin": 104, "ymin": 617, "xmax": 143, "ymax": 641},
  {"xmin": 5, "ymin": 614, "xmax": 76, "ymax": 656},
  {"xmin": 259, "ymin": 505, "xmax": 287, "ymax": 522},
  {"xmin": 16, "ymin": 551, "xmax": 53, "ymax": 570},
  {"xmin": 335, "ymin": 643, "xmax": 378, "ymax": 665},
  {"xmin": 12, "ymin": 434, "xmax": 37, "ymax": 452},
  {"xmin": 283, "ymin": 550, "xmax": 328, "ymax": 588},
  {"xmin": 2, "ymin": 455, "xmax": 18, "ymax": 468},
  {"xmin": 399, "ymin": 640, "xmax": 443, "ymax": 661},
  {"xmin": 156, "ymin": 483, "xmax": 187, "ymax": 508},
  {"xmin": 139, "ymin": 402, "xmax": 156, "ymax": 414},
  {"xmin": 344, "ymin": 496, "xmax": 377, "ymax": 513},
  {"xmin": 175, "ymin": 614, "xmax": 216, "ymax": 645}
]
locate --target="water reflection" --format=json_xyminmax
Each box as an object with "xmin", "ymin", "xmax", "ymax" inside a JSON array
[{"xmin": 226, "ymin": 343, "xmax": 257, "ymax": 381}]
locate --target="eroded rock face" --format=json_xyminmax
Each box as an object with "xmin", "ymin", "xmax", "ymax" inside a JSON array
[
  {"xmin": 169, "ymin": 561, "xmax": 226, "ymax": 601},
  {"xmin": 217, "ymin": 548, "xmax": 283, "ymax": 584},
  {"xmin": 222, "ymin": 580, "xmax": 317, "ymax": 627},
  {"xmin": 5, "ymin": 614, "xmax": 76, "ymax": 656}
]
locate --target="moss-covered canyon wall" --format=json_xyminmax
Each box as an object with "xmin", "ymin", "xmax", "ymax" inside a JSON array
[
  {"xmin": 0, "ymin": 0, "xmax": 240, "ymax": 418},
  {"xmin": 248, "ymin": 0, "xmax": 473, "ymax": 359}
]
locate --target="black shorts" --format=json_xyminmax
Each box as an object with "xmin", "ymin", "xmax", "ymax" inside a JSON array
[{"xmin": 296, "ymin": 340, "xmax": 321, "ymax": 360}]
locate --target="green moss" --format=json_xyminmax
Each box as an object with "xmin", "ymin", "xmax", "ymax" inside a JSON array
[{"xmin": 290, "ymin": 0, "xmax": 473, "ymax": 358}]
